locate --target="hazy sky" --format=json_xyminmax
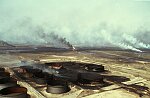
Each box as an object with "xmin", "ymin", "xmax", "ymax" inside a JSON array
[{"xmin": 0, "ymin": 0, "xmax": 150, "ymax": 50}]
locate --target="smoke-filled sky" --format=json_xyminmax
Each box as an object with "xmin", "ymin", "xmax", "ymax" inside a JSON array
[{"xmin": 0, "ymin": 0, "xmax": 150, "ymax": 51}]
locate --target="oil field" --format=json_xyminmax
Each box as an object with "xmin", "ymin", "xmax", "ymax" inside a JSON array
[
  {"xmin": 0, "ymin": 44, "xmax": 150, "ymax": 98},
  {"xmin": 0, "ymin": 0, "xmax": 150, "ymax": 98}
]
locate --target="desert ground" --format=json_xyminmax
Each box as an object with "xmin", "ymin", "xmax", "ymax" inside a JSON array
[{"xmin": 0, "ymin": 47, "xmax": 150, "ymax": 98}]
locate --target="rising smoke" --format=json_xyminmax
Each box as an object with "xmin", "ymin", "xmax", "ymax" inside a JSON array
[{"xmin": 0, "ymin": 0, "xmax": 150, "ymax": 51}]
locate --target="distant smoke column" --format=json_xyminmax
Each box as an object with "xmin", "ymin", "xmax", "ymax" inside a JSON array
[{"xmin": 50, "ymin": 32, "xmax": 74, "ymax": 49}]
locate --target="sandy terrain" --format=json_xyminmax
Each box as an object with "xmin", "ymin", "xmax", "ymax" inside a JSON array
[{"xmin": 0, "ymin": 47, "xmax": 150, "ymax": 98}]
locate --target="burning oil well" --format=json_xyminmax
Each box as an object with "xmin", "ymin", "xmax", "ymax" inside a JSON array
[
  {"xmin": 0, "ymin": 1, "xmax": 150, "ymax": 52},
  {"xmin": 0, "ymin": 0, "xmax": 150, "ymax": 98}
]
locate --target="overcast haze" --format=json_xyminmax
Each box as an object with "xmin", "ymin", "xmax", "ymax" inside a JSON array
[{"xmin": 0, "ymin": 0, "xmax": 150, "ymax": 51}]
